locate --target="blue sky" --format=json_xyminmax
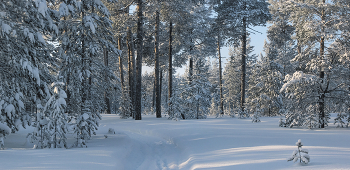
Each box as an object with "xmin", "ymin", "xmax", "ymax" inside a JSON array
[{"xmin": 143, "ymin": 25, "xmax": 269, "ymax": 75}]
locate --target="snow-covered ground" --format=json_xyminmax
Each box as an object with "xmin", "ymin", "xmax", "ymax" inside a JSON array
[{"xmin": 1, "ymin": 114, "xmax": 350, "ymax": 170}]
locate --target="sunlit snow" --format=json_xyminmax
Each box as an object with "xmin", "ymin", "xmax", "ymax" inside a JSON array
[{"xmin": 1, "ymin": 114, "xmax": 349, "ymax": 170}]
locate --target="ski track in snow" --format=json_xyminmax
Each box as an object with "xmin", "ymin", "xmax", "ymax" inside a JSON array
[{"xmin": 1, "ymin": 114, "xmax": 350, "ymax": 170}]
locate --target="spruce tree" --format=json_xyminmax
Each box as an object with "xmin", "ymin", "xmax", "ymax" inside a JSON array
[
  {"xmin": 0, "ymin": 0, "xmax": 56, "ymax": 138},
  {"xmin": 214, "ymin": 0, "xmax": 271, "ymax": 112}
]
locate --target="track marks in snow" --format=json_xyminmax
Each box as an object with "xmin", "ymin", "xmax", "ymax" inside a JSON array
[{"xmin": 116, "ymin": 130, "xmax": 181, "ymax": 170}]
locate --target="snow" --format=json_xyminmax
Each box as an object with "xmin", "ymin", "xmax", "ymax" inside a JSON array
[
  {"xmin": 23, "ymin": 28, "xmax": 29, "ymax": 37},
  {"xmin": 32, "ymin": 67, "xmax": 40, "ymax": 85},
  {"xmin": 0, "ymin": 122, "xmax": 11, "ymax": 135},
  {"xmin": 1, "ymin": 114, "xmax": 350, "ymax": 170},
  {"xmin": 89, "ymin": 22, "xmax": 95, "ymax": 34},
  {"xmin": 59, "ymin": 3, "xmax": 68, "ymax": 17},
  {"xmin": 1, "ymin": 23, "xmax": 11, "ymax": 35},
  {"xmin": 37, "ymin": 32, "xmax": 46, "ymax": 45},
  {"xmin": 57, "ymin": 97, "xmax": 66, "ymax": 106},
  {"xmin": 17, "ymin": 100, "xmax": 24, "ymax": 110},
  {"xmin": 28, "ymin": 32, "xmax": 35, "ymax": 43},
  {"xmin": 38, "ymin": 1, "xmax": 47, "ymax": 17},
  {"xmin": 4, "ymin": 104, "xmax": 15, "ymax": 118},
  {"xmin": 82, "ymin": 113, "xmax": 89, "ymax": 120}
]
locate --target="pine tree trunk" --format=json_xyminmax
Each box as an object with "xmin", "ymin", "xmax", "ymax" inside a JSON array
[
  {"xmin": 66, "ymin": 72, "xmax": 71, "ymax": 113},
  {"xmin": 119, "ymin": 36, "xmax": 124, "ymax": 88},
  {"xmin": 81, "ymin": 10, "xmax": 87, "ymax": 105},
  {"xmin": 218, "ymin": 35, "xmax": 223, "ymax": 115},
  {"xmin": 297, "ymin": 40, "xmax": 302, "ymax": 55},
  {"xmin": 189, "ymin": 33, "xmax": 193, "ymax": 83},
  {"xmin": 131, "ymin": 30, "xmax": 136, "ymax": 119},
  {"xmin": 152, "ymin": 77, "xmax": 155, "ymax": 109},
  {"xmin": 189, "ymin": 59, "xmax": 193, "ymax": 83},
  {"xmin": 159, "ymin": 69, "xmax": 163, "ymax": 114},
  {"xmin": 155, "ymin": 8, "xmax": 161, "ymax": 118},
  {"xmin": 126, "ymin": 27, "xmax": 134, "ymax": 117},
  {"xmin": 135, "ymin": 0, "xmax": 143, "ymax": 120},
  {"xmin": 104, "ymin": 48, "xmax": 111, "ymax": 114},
  {"xmin": 319, "ymin": 0, "xmax": 325, "ymax": 128},
  {"xmin": 168, "ymin": 21, "xmax": 173, "ymax": 108},
  {"xmin": 127, "ymin": 27, "xmax": 136, "ymax": 118},
  {"xmin": 240, "ymin": 17, "xmax": 247, "ymax": 112},
  {"xmin": 64, "ymin": 16, "xmax": 71, "ymax": 115},
  {"xmin": 197, "ymin": 88, "xmax": 199, "ymax": 119}
]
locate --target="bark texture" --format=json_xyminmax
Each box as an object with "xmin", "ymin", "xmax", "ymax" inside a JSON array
[
  {"xmin": 240, "ymin": 17, "xmax": 247, "ymax": 112},
  {"xmin": 135, "ymin": 0, "xmax": 143, "ymax": 120}
]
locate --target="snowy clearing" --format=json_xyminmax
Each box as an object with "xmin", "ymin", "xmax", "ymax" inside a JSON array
[{"xmin": 1, "ymin": 114, "xmax": 349, "ymax": 170}]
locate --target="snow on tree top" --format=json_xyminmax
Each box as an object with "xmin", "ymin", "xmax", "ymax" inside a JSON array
[
  {"xmin": 59, "ymin": 3, "xmax": 68, "ymax": 17},
  {"xmin": 82, "ymin": 113, "xmax": 89, "ymax": 120},
  {"xmin": 38, "ymin": 1, "xmax": 48, "ymax": 17},
  {"xmin": 296, "ymin": 139, "xmax": 303, "ymax": 146},
  {"xmin": 0, "ymin": 122, "xmax": 11, "ymax": 135},
  {"xmin": 1, "ymin": 23, "xmax": 11, "ymax": 35}
]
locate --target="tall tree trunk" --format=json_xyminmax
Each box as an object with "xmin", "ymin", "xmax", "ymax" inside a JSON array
[
  {"xmin": 154, "ymin": 7, "xmax": 161, "ymax": 118},
  {"xmin": 168, "ymin": 21, "xmax": 173, "ymax": 108},
  {"xmin": 63, "ymin": 16, "xmax": 71, "ymax": 115},
  {"xmin": 152, "ymin": 78, "xmax": 156, "ymax": 108},
  {"xmin": 81, "ymin": 10, "xmax": 87, "ymax": 105},
  {"xmin": 135, "ymin": 0, "xmax": 143, "ymax": 120},
  {"xmin": 319, "ymin": 0, "xmax": 325, "ymax": 128},
  {"xmin": 131, "ymin": 29, "xmax": 136, "ymax": 119},
  {"xmin": 189, "ymin": 59, "xmax": 193, "ymax": 83},
  {"xmin": 297, "ymin": 40, "xmax": 302, "ymax": 55},
  {"xmin": 196, "ymin": 87, "xmax": 199, "ymax": 119},
  {"xmin": 127, "ymin": 27, "xmax": 134, "ymax": 117},
  {"xmin": 159, "ymin": 69, "xmax": 163, "ymax": 114},
  {"xmin": 240, "ymin": 17, "xmax": 247, "ymax": 112},
  {"xmin": 218, "ymin": 35, "xmax": 223, "ymax": 115},
  {"xmin": 104, "ymin": 48, "xmax": 111, "ymax": 114},
  {"xmin": 189, "ymin": 32, "xmax": 193, "ymax": 83},
  {"xmin": 118, "ymin": 36, "xmax": 124, "ymax": 88}
]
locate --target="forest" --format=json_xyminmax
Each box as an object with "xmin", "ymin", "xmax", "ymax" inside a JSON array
[{"xmin": 0, "ymin": 0, "xmax": 350, "ymax": 150}]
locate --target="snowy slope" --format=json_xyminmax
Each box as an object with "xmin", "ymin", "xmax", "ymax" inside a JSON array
[{"xmin": 1, "ymin": 114, "xmax": 350, "ymax": 170}]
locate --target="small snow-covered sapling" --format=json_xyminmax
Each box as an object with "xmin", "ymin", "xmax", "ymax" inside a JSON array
[
  {"xmin": 108, "ymin": 128, "xmax": 115, "ymax": 134},
  {"xmin": 288, "ymin": 139, "xmax": 310, "ymax": 164}
]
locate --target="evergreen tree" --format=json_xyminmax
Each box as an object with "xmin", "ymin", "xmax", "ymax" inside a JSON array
[
  {"xmin": 224, "ymin": 38, "xmax": 257, "ymax": 116},
  {"xmin": 0, "ymin": 0, "xmax": 56, "ymax": 139},
  {"xmin": 119, "ymin": 86, "xmax": 132, "ymax": 119},
  {"xmin": 55, "ymin": 0, "xmax": 119, "ymax": 146},
  {"xmin": 246, "ymin": 50, "xmax": 284, "ymax": 117},
  {"xmin": 288, "ymin": 139, "xmax": 310, "ymax": 164},
  {"xmin": 167, "ymin": 87, "xmax": 183, "ymax": 120},
  {"xmin": 214, "ymin": 0, "xmax": 271, "ymax": 112},
  {"xmin": 281, "ymin": 0, "xmax": 342, "ymax": 128},
  {"xmin": 42, "ymin": 82, "xmax": 68, "ymax": 148},
  {"xmin": 181, "ymin": 57, "xmax": 212, "ymax": 119}
]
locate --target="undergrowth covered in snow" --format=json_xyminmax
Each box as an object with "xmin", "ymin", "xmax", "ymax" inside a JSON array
[{"xmin": 0, "ymin": 114, "xmax": 349, "ymax": 170}]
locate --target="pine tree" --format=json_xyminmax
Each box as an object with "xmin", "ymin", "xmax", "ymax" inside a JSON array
[
  {"xmin": 167, "ymin": 87, "xmax": 183, "ymax": 120},
  {"xmin": 334, "ymin": 113, "xmax": 347, "ymax": 128},
  {"xmin": 214, "ymin": 0, "xmax": 271, "ymax": 112},
  {"xmin": 209, "ymin": 97, "xmax": 218, "ymax": 116},
  {"xmin": 246, "ymin": 51, "xmax": 285, "ymax": 117},
  {"xmin": 281, "ymin": 0, "xmax": 344, "ymax": 128},
  {"xmin": 224, "ymin": 38, "xmax": 257, "ymax": 116},
  {"xmin": 55, "ymin": 0, "xmax": 119, "ymax": 146},
  {"xmin": 119, "ymin": 86, "xmax": 132, "ymax": 119},
  {"xmin": 43, "ymin": 82, "xmax": 68, "ymax": 148},
  {"xmin": 288, "ymin": 139, "xmax": 310, "ymax": 164},
  {"xmin": 181, "ymin": 57, "xmax": 212, "ymax": 119},
  {"xmin": 0, "ymin": 0, "xmax": 57, "ymax": 139}
]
